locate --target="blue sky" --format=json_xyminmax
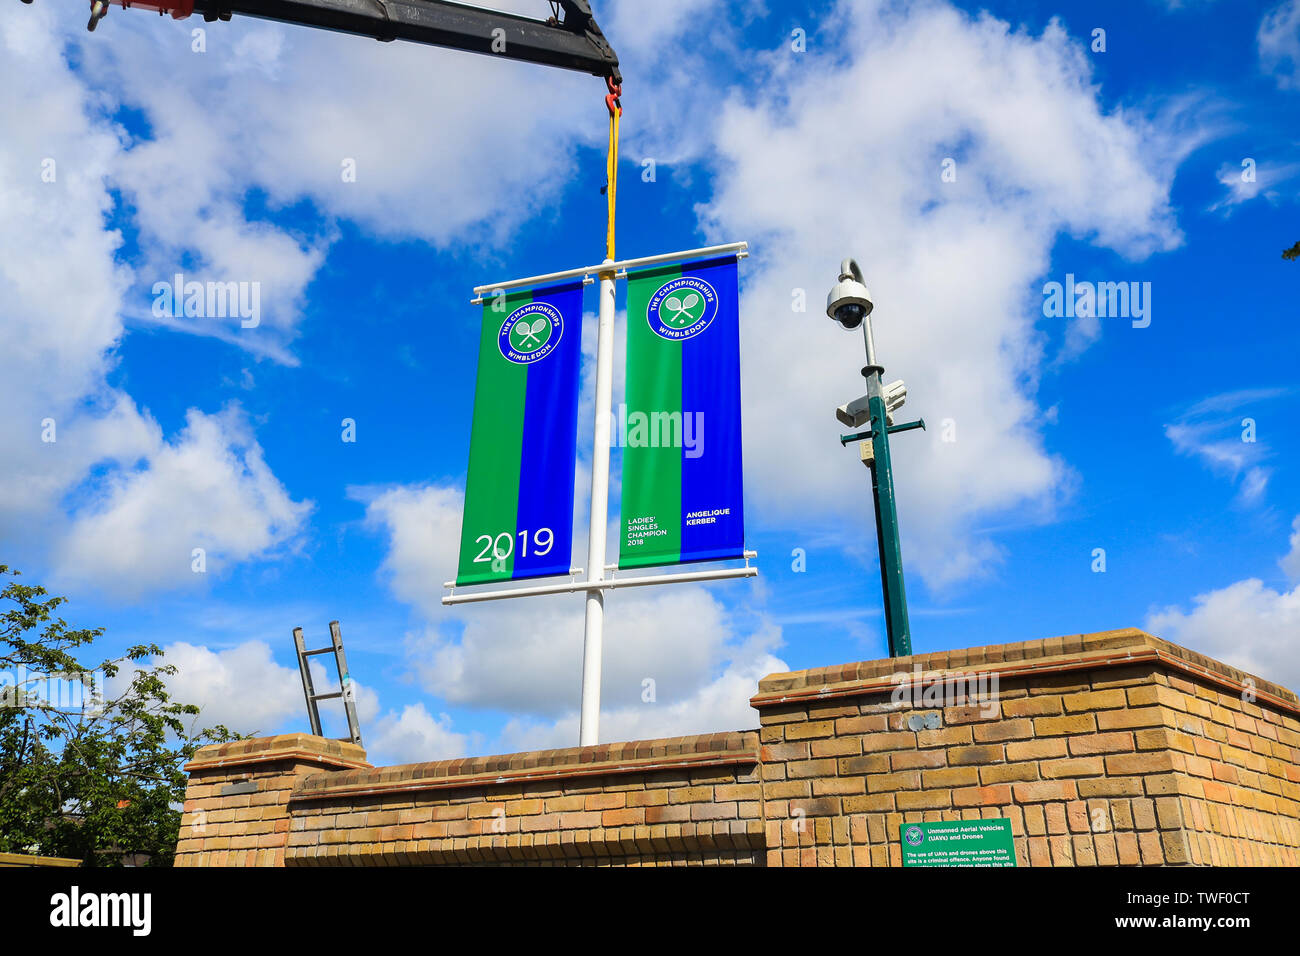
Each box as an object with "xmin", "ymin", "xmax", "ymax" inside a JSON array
[{"xmin": 2, "ymin": 0, "xmax": 1298, "ymax": 765}]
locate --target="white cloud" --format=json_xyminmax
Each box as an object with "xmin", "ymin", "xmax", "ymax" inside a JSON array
[
  {"xmin": 299, "ymin": 656, "xmax": 473, "ymax": 765},
  {"xmin": 70, "ymin": 11, "xmax": 595, "ymax": 354},
  {"xmin": 1211, "ymin": 158, "xmax": 1300, "ymax": 210},
  {"xmin": 56, "ymin": 406, "xmax": 311, "ymax": 599},
  {"xmin": 688, "ymin": 2, "xmax": 1190, "ymax": 588},
  {"xmin": 607, "ymin": 0, "xmax": 726, "ymax": 57},
  {"xmin": 602, "ymin": 0, "xmax": 745, "ymax": 172},
  {"xmin": 157, "ymin": 640, "xmax": 302, "ymax": 735},
  {"xmin": 352, "ymin": 483, "xmax": 464, "ymax": 621},
  {"xmin": 154, "ymin": 637, "xmax": 468, "ymax": 765},
  {"xmin": 1282, "ymin": 515, "xmax": 1300, "ymax": 583},
  {"xmin": 365, "ymin": 704, "xmax": 470, "ymax": 767},
  {"xmin": 499, "ymin": 646, "xmax": 785, "ymax": 752},
  {"xmin": 403, "ymin": 586, "xmax": 763, "ymax": 716},
  {"xmin": 1165, "ymin": 422, "xmax": 1270, "ymax": 501},
  {"xmin": 1147, "ymin": 579, "xmax": 1300, "ymax": 696},
  {"xmin": 0, "ymin": 9, "xmax": 142, "ymax": 544},
  {"xmin": 0, "ymin": 8, "xmax": 318, "ymax": 600},
  {"xmin": 1145, "ymin": 517, "xmax": 1300, "ymax": 697},
  {"xmin": 1163, "ymin": 389, "xmax": 1282, "ymax": 504},
  {"xmin": 1260, "ymin": 0, "xmax": 1300, "ymax": 89}
]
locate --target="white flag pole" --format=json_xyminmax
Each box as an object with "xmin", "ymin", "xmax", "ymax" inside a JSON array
[{"xmin": 579, "ymin": 260, "xmax": 617, "ymax": 747}]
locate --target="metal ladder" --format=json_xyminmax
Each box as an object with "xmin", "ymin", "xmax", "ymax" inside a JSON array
[{"xmin": 292, "ymin": 621, "xmax": 362, "ymax": 746}]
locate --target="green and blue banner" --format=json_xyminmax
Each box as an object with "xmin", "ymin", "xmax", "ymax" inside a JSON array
[
  {"xmin": 455, "ymin": 281, "xmax": 583, "ymax": 585},
  {"xmin": 619, "ymin": 255, "xmax": 745, "ymax": 569}
]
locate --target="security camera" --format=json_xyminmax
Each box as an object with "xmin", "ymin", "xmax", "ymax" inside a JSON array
[
  {"xmin": 836, "ymin": 380, "xmax": 907, "ymax": 429},
  {"xmin": 826, "ymin": 258, "xmax": 873, "ymax": 331},
  {"xmin": 836, "ymin": 395, "xmax": 872, "ymax": 429},
  {"xmin": 883, "ymin": 379, "xmax": 907, "ymax": 417}
]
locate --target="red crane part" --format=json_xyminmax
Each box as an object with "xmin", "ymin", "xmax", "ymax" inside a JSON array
[{"xmin": 111, "ymin": 1, "xmax": 195, "ymax": 19}]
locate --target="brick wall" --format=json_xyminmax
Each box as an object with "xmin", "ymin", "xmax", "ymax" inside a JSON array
[
  {"xmin": 752, "ymin": 628, "xmax": 1300, "ymax": 866},
  {"xmin": 284, "ymin": 732, "xmax": 763, "ymax": 866},
  {"xmin": 174, "ymin": 628, "xmax": 1300, "ymax": 866},
  {"xmin": 176, "ymin": 732, "xmax": 763, "ymax": 866},
  {"xmin": 1158, "ymin": 673, "xmax": 1300, "ymax": 865},
  {"xmin": 175, "ymin": 735, "xmax": 370, "ymax": 867}
]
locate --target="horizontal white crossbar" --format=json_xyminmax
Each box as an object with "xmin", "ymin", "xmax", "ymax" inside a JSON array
[
  {"xmin": 471, "ymin": 242, "xmax": 749, "ymax": 297},
  {"xmin": 604, "ymin": 550, "xmax": 756, "ymax": 572},
  {"xmin": 441, "ymin": 564, "xmax": 757, "ymax": 606},
  {"xmin": 444, "ymin": 567, "xmax": 583, "ymax": 589}
]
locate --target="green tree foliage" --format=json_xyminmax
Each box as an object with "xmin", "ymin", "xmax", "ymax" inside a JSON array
[
  {"xmin": 0, "ymin": 565, "xmax": 238, "ymax": 865},
  {"xmin": 1284, "ymin": 240, "xmax": 1300, "ymax": 261}
]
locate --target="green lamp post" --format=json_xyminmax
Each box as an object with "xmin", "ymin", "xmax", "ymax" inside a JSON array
[{"xmin": 826, "ymin": 259, "xmax": 924, "ymax": 658}]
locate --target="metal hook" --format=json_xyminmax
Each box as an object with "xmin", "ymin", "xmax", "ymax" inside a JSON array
[{"xmin": 604, "ymin": 74, "xmax": 622, "ymax": 115}]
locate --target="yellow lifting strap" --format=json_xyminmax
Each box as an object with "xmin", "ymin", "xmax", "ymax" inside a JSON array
[{"xmin": 604, "ymin": 77, "xmax": 622, "ymax": 262}]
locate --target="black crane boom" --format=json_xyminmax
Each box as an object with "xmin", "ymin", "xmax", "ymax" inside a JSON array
[{"xmin": 79, "ymin": 0, "xmax": 621, "ymax": 83}]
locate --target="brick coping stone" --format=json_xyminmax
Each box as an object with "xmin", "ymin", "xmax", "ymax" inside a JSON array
[
  {"xmin": 289, "ymin": 730, "xmax": 760, "ymax": 802},
  {"xmin": 751, "ymin": 628, "xmax": 1298, "ymax": 713},
  {"xmin": 185, "ymin": 733, "xmax": 371, "ymax": 773}
]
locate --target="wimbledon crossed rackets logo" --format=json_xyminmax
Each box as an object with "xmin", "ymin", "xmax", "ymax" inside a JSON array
[
  {"xmin": 663, "ymin": 292, "xmax": 703, "ymax": 325},
  {"xmin": 498, "ymin": 301, "xmax": 563, "ymax": 364},
  {"xmin": 647, "ymin": 276, "xmax": 719, "ymax": 341}
]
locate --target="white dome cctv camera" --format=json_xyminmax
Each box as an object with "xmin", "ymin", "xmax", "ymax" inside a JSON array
[{"xmin": 826, "ymin": 258, "xmax": 873, "ymax": 331}]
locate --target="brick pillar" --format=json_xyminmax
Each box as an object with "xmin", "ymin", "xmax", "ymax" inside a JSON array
[
  {"xmin": 175, "ymin": 734, "xmax": 370, "ymax": 867},
  {"xmin": 751, "ymin": 628, "xmax": 1300, "ymax": 866}
]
